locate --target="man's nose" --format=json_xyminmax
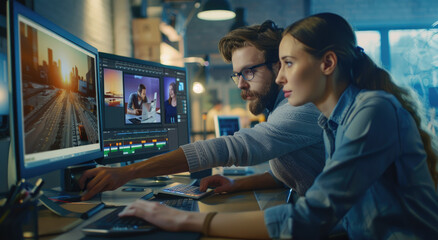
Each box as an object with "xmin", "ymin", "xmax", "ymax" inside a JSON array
[{"xmin": 237, "ymin": 76, "xmax": 249, "ymax": 89}]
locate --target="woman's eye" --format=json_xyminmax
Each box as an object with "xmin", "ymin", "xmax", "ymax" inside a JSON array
[{"xmin": 285, "ymin": 61, "xmax": 293, "ymax": 67}]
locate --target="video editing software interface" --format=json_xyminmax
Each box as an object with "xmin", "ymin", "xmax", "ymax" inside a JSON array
[{"xmin": 99, "ymin": 53, "xmax": 189, "ymax": 164}]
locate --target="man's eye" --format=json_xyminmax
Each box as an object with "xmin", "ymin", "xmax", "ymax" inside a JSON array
[{"xmin": 242, "ymin": 69, "xmax": 252, "ymax": 75}]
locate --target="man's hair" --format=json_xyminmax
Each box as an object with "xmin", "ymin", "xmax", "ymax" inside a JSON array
[
  {"xmin": 138, "ymin": 83, "xmax": 146, "ymax": 93},
  {"xmin": 218, "ymin": 20, "xmax": 283, "ymax": 66}
]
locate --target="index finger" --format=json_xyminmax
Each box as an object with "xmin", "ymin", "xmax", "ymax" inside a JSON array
[
  {"xmin": 80, "ymin": 175, "xmax": 107, "ymax": 201},
  {"xmin": 78, "ymin": 168, "xmax": 99, "ymax": 189}
]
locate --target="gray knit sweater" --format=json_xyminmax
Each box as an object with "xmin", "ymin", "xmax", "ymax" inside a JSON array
[{"xmin": 181, "ymin": 92, "xmax": 325, "ymax": 195}]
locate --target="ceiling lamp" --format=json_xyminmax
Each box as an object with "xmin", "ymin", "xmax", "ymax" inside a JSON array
[
  {"xmin": 230, "ymin": 7, "xmax": 248, "ymax": 31},
  {"xmin": 197, "ymin": 0, "xmax": 236, "ymax": 21}
]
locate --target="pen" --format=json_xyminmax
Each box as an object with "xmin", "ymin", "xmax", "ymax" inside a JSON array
[
  {"xmin": 31, "ymin": 178, "xmax": 44, "ymax": 197},
  {"xmin": 80, "ymin": 202, "xmax": 105, "ymax": 220}
]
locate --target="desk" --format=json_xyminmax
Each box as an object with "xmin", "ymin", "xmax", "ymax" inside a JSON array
[
  {"xmin": 40, "ymin": 166, "xmax": 288, "ymax": 240},
  {"xmin": 125, "ymin": 112, "xmax": 161, "ymax": 124}
]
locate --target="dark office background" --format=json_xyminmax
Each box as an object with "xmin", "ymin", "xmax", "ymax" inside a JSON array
[{"xmin": 1, "ymin": 0, "xmax": 437, "ymax": 139}]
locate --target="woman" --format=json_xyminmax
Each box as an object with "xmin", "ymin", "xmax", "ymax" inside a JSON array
[
  {"xmin": 119, "ymin": 13, "xmax": 438, "ymax": 239},
  {"xmin": 164, "ymin": 82, "xmax": 177, "ymax": 123}
]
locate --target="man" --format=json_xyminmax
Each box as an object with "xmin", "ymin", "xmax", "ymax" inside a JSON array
[
  {"xmin": 79, "ymin": 20, "xmax": 325, "ymax": 201},
  {"xmin": 127, "ymin": 84, "xmax": 148, "ymax": 115}
]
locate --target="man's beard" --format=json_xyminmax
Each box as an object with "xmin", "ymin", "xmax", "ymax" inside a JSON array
[{"xmin": 241, "ymin": 79, "xmax": 279, "ymax": 115}]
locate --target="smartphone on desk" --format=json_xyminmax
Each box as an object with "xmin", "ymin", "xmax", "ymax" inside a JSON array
[{"xmin": 157, "ymin": 182, "xmax": 213, "ymax": 200}]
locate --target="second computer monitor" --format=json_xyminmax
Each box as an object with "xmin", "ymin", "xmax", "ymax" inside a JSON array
[
  {"xmin": 214, "ymin": 115, "xmax": 241, "ymax": 138},
  {"xmin": 99, "ymin": 53, "xmax": 190, "ymax": 164}
]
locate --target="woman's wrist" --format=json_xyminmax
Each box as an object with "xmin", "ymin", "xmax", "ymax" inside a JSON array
[{"xmin": 178, "ymin": 212, "xmax": 207, "ymax": 232}]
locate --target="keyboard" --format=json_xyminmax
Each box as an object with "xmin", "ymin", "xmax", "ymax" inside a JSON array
[
  {"xmin": 158, "ymin": 198, "xmax": 197, "ymax": 211},
  {"xmin": 128, "ymin": 118, "xmax": 141, "ymax": 124},
  {"xmin": 82, "ymin": 198, "xmax": 197, "ymax": 236},
  {"xmin": 158, "ymin": 182, "xmax": 213, "ymax": 200},
  {"xmin": 82, "ymin": 206, "xmax": 154, "ymax": 235}
]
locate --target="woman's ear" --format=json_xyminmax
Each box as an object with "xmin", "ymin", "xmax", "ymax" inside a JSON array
[{"xmin": 320, "ymin": 51, "xmax": 337, "ymax": 75}]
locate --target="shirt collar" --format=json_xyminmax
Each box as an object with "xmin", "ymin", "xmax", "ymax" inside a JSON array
[
  {"xmin": 266, "ymin": 88, "xmax": 284, "ymax": 115},
  {"xmin": 318, "ymin": 84, "xmax": 360, "ymax": 131}
]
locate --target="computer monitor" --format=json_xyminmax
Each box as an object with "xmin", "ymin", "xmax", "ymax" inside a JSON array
[
  {"xmin": 7, "ymin": 1, "xmax": 103, "ymax": 179},
  {"xmin": 214, "ymin": 115, "xmax": 240, "ymax": 137},
  {"xmin": 98, "ymin": 52, "xmax": 190, "ymax": 165}
]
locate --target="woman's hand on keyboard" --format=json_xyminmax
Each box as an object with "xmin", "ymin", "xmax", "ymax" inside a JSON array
[
  {"xmin": 199, "ymin": 174, "xmax": 236, "ymax": 194},
  {"xmin": 118, "ymin": 199, "xmax": 205, "ymax": 232}
]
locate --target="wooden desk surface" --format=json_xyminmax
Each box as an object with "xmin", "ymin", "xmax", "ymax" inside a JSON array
[{"xmin": 40, "ymin": 166, "xmax": 288, "ymax": 240}]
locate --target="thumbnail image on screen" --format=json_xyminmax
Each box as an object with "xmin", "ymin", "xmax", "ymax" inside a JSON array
[
  {"xmin": 0, "ymin": 53, "xmax": 8, "ymax": 116},
  {"xmin": 18, "ymin": 16, "xmax": 99, "ymax": 162},
  {"xmin": 0, "ymin": 52, "xmax": 8, "ymax": 132},
  {"xmin": 123, "ymin": 73, "xmax": 161, "ymax": 124},
  {"xmin": 103, "ymin": 68, "xmax": 123, "ymax": 108},
  {"xmin": 163, "ymin": 77, "xmax": 177, "ymax": 124}
]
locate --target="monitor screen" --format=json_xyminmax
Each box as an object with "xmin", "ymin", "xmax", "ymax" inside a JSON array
[
  {"xmin": 98, "ymin": 53, "xmax": 190, "ymax": 164},
  {"xmin": 214, "ymin": 115, "xmax": 240, "ymax": 137},
  {"xmin": 7, "ymin": 2, "xmax": 103, "ymax": 178}
]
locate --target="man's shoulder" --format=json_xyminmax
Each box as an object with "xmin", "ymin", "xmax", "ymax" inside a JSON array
[
  {"xmin": 271, "ymin": 100, "xmax": 320, "ymax": 117},
  {"xmin": 265, "ymin": 101, "xmax": 321, "ymax": 129}
]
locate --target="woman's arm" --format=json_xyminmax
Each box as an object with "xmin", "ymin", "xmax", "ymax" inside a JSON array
[{"xmin": 119, "ymin": 200, "xmax": 270, "ymax": 239}]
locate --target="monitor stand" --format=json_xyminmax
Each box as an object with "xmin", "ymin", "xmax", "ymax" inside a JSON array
[
  {"xmin": 38, "ymin": 194, "xmax": 83, "ymax": 218},
  {"xmin": 36, "ymin": 163, "xmax": 100, "ymax": 217}
]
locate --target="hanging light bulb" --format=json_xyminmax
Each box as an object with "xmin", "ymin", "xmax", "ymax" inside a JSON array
[
  {"xmin": 197, "ymin": 0, "xmax": 235, "ymax": 21},
  {"xmin": 193, "ymin": 82, "xmax": 205, "ymax": 94}
]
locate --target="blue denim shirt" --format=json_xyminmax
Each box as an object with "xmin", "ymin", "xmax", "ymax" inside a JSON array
[{"xmin": 265, "ymin": 85, "xmax": 438, "ymax": 239}]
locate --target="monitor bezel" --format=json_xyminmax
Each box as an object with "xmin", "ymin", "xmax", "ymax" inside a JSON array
[
  {"xmin": 7, "ymin": 1, "xmax": 104, "ymax": 179},
  {"xmin": 98, "ymin": 52, "xmax": 191, "ymax": 165}
]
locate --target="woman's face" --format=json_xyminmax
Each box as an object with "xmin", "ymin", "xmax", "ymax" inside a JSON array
[
  {"xmin": 275, "ymin": 35, "xmax": 326, "ymax": 107},
  {"xmin": 169, "ymin": 85, "xmax": 175, "ymax": 98}
]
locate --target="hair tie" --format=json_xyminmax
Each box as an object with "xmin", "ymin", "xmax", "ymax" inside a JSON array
[
  {"xmin": 202, "ymin": 212, "xmax": 218, "ymax": 236},
  {"xmin": 354, "ymin": 46, "xmax": 365, "ymax": 60}
]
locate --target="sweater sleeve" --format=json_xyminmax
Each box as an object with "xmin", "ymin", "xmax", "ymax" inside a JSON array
[{"xmin": 181, "ymin": 102, "xmax": 323, "ymax": 171}]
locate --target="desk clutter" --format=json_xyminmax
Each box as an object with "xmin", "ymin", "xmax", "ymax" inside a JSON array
[{"xmin": 0, "ymin": 178, "xmax": 43, "ymax": 240}]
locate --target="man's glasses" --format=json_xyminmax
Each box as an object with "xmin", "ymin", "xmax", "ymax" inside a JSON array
[{"xmin": 230, "ymin": 62, "xmax": 269, "ymax": 85}]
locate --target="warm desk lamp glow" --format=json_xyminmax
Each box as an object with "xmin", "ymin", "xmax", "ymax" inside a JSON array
[{"xmin": 197, "ymin": 0, "xmax": 235, "ymax": 21}]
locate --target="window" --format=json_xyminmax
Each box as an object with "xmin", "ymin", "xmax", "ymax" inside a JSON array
[
  {"xmin": 389, "ymin": 28, "xmax": 438, "ymax": 135},
  {"xmin": 356, "ymin": 31, "xmax": 382, "ymax": 67}
]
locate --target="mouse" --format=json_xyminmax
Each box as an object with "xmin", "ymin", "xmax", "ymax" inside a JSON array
[
  {"xmin": 122, "ymin": 187, "xmax": 145, "ymax": 192},
  {"xmin": 153, "ymin": 175, "xmax": 170, "ymax": 181},
  {"xmin": 82, "ymin": 177, "xmax": 93, "ymax": 192}
]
